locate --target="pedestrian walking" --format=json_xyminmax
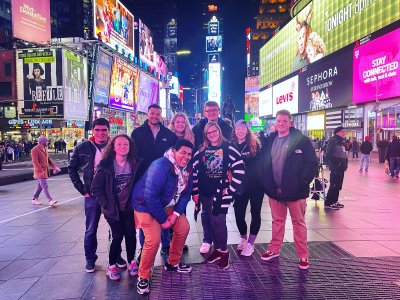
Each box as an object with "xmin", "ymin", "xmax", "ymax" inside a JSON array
[
  {"xmin": 132, "ymin": 139, "xmax": 194, "ymax": 295},
  {"xmin": 344, "ymin": 139, "xmax": 352, "ymax": 158},
  {"xmin": 386, "ymin": 135, "xmax": 400, "ymax": 178},
  {"xmin": 259, "ymin": 110, "xmax": 318, "ymax": 270},
  {"xmin": 231, "ymin": 120, "xmax": 264, "ymax": 257},
  {"xmin": 351, "ymin": 137, "xmax": 359, "ymax": 159},
  {"xmin": 31, "ymin": 136, "xmax": 61, "ymax": 206},
  {"xmin": 359, "ymin": 136, "xmax": 373, "ymax": 172},
  {"xmin": 192, "ymin": 122, "xmax": 245, "ymax": 269},
  {"xmin": 92, "ymin": 134, "xmax": 141, "ymax": 281},
  {"xmin": 325, "ymin": 126, "xmax": 348, "ymax": 209}
]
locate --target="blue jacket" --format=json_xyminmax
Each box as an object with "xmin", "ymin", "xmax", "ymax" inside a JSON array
[{"xmin": 131, "ymin": 156, "xmax": 193, "ymax": 224}]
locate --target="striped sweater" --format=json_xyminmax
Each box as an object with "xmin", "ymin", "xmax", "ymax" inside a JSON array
[{"xmin": 192, "ymin": 142, "xmax": 245, "ymax": 214}]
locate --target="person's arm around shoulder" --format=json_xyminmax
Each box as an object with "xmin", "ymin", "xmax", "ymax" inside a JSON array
[{"xmin": 68, "ymin": 143, "xmax": 86, "ymax": 195}]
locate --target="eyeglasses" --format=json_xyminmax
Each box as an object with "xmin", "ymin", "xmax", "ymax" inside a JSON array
[
  {"xmin": 205, "ymin": 108, "xmax": 219, "ymax": 113},
  {"xmin": 93, "ymin": 129, "xmax": 108, "ymax": 132},
  {"xmin": 206, "ymin": 130, "xmax": 218, "ymax": 136}
]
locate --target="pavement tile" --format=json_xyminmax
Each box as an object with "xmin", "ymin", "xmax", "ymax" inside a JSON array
[
  {"xmin": 0, "ymin": 232, "xmax": 50, "ymax": 248},
  {"xmin": 376, "ymin": 241, "xmax": 400, "ymax": 255},
  {"xmin": 0, "ymin": 259, "xmax": 41, "ymax": 281},
  {"xmin": 18, "ymin": 242, "xmax": 76, "ymax": 260},
  {"xmin": 46, "ymin": 255, "xmax": 88, "ymax": 275},
  {"xmin": 334, "ymin": 241, "xmax": 399, "ymax": 257},
  {"xmin": 0, "ymin": 245, "xmax": 31, "ymax": 262},
  {"xmin": 314, "ymin": 228, "xmax": 368, "ymax": 241},
  {"xmin": 0, "ymin": 277, "xmax": 40, "ymax": 300},
  {"xmin": 15, "ymin": 258, "xmax": 59, "ymax": 279}
]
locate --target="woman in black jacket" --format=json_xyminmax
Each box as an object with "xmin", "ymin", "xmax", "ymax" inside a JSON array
[{"xmin": 92, "ymin": 134, "xmax": 141, "ymax": 281}]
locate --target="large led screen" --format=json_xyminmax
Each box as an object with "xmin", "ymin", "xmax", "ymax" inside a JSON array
[
  {"xmin": 93, "ymin": 49, "xmax": 113, "ymax": 105},
  {"xmin": 63, "ymin": 50, "xmax": 88, "ymax": 121},
  {"xmin": 208, "ymin": 63, "xmax": 221, "ymax": 105},
  {"xmin": 137, "ymin": 72, "xmax": 159, "ymax": 113},
  {"xmin": 109, "ymin": 56, "xmax": 139, "ymax": 111},
  {"xmin": 16, "ymin": 48, "xmax": 63, "ymax": 119},
  {"xmin": 206, "ymin": 36, "xmax": 222, "ymax": 52},
  {"xmin": 298, "ymin": 47, "xmax": 353, "ymax": 112},
  {"xmin": 353, "ymin": 27, "xmax": 400, "ymax": 103},
  {"xmin": 12, "ymin": 0, "xmax": 51, "ymax": 44},
  {"xmin": 272, "ymin": 76, "xmax": 299, "ymax": 116},
  {"xmin": 94, "ymin": 0, "xmax": 134, "ymax": 60},
  {"xmin": 259, "ymin": 87, "xmax": 273, "ymax": 117},
  {"xmin": 245, "ymin": 76, "xmax": 259, "ymax": 115},
  {"xmin": 139, "ymin": 20, "xmax": 155, "ymax": 67},
  {"xmin": 259, "ymin": 0, "xmax": 400, "ymax": 89}
]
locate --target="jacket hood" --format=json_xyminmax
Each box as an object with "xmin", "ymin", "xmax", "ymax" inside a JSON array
[{"xmin": 164, "ymin": 148, "xmax": 192, "ymax": 173}]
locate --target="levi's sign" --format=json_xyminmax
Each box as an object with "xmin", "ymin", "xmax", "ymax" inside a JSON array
[{"xmin": 272, "ymin": 75, "xmax": 299, "ymax": 116}]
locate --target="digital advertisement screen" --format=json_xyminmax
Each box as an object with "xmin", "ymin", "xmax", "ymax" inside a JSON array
[
  {"xmin": 353, "ymin": 27, "xmax": 400, "ymax": 103},
  {"xmin": 159, "ymin": 82, "xmax": 167, "ymax": 118},
  {"xmin": 245, "ymin": 76, "xmax": 259, "ymax": 92},
  {"xmin": 208, "ymin": 63, "xmax": 221, "ymax": 105},
  {"xmin": 109, "ymin": 56, "xmax": 139, "ymax": 111},
  {"xmin": 307, "ymin": 113, "xmax": 325, "ymax": 130},
  {"xmin": 272, "ymin": 75, "xmax": 299, "ymax": 116},
  {"xmin": 259, "ymin": 87, "xmax": 273, "ymax": 117},
  {"xmin": 93, "ymin": 49, "xmax": 113, "ymax": 105},
  {"xmin": 12, "ymin": 0, "xmax": 51, "ymax": 44},
  {"xmin": 137, "ymin": 71, "xmax": 159, "ymax": 113},
  {"xmin": 245, "ymin": 92, "xmax": 259, "ymax": 115},
  {"xmin": 169, "ymin": 76, "xmax": 179, "ymax": 96},
  {"xmin": 208, "ymin": 21, "xmax": 219, "ymax": 35},
  {"xmin": 259, "ymin": 0, "xmax": 400, "ymax": 89},
  {"xmin": 298, "ymin": 47, "xmax": 353, "ymax": 112},
  {"xmin": 63, "ymin": 50, "xmax": 88, "ymax": 121},
  {"xmin": 139, "ymin": 19, "xmax": 155, "ymax": 67},
  {"xmin": 93, "ymin": 0, "xmax": 134, "ymax": 60},
  {"xmin": 16, "ymin": 48, "xmax": 64, "ymax": 119},
  {"xmin": 206, "ymin": 36, "xmax": 222, "ymax": 52}
]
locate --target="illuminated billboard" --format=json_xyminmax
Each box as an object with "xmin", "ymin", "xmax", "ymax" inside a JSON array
[
  {"xmin": 63, "ymin": 50, "xmax": 88, "ymax": 121},
  {"xmin": 16, "ymin": 48, "xmax": 63, "ymax": 119},
  {"xmin": 259, "ymin": 0, "xmax": 400, "ymax": 89},
  {"xmin": 206, "ymin": 36, "xmax": 222, "ymax": 52},
  {"xmin": 259, "ymin": 87, "xmax": 273, "ymax": 117},
  {"xmin": 137, "ymin": 71, "xmax": 159, "ymax": 113},
  {"xmin": 93, "ymin": 0, "xmax": 134, "ymax": 60},
  {"xmin": 245, "ymin": 76, "xmax": 259, "ymax": 115},
  {"xmin": 169, "ymin": 76, "xmax": 179, "ymax": 96},
  {"xmin": 12, "ymin": 0, "xmax": 51, "ymax": 44},
  {"xmin": 353, "ymin": 27, "xmax": 400, "ymax": 104},
  {"xmin": 93, "ymin": 49, "xmax": 113, "ymax": 105},
  {"xmin": 208, "ymin": 63, "xmax": 221, "ymax": 105},
  {"xmin": 139, "ymin": 20, "xmax": 155, "ymax": 67},
  {"xmin": 272, "ymin": 75, "xmax": 299, "ymax": 116},
  {"xmin": 109, "ymin": 56, "xmax": 139, "ymax": 111}
]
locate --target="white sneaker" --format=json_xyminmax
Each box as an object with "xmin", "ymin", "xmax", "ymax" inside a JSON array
[
  {"xmin": 236, "ymin": 238, "xmax": 247, "ymax": 251},
  {"xmin": 32, "ymin": 199, "xmax": 41, "ymax": 205},
  {"xmin": 240, "ymin": 243, "xmax": 254, "ymax": 257},
  {"xmin": 48, "ymin": 200, "xmax": 57, "ymax": 206},
  {"xmin": 199, "ymin": 242, "xmax": 211, "ymax": 254}
]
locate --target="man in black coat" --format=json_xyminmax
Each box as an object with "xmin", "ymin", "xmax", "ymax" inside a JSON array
[
  {"xmin": 359, "ymin": 136, "xmax": 373, "ymax": 172},
  {"xmin": 386, "ymin": 135, "xmax": 400, "ymax": 178},
  {"xmin": 325, "ymin": 126, "xmax": 348, "ymax": 209},
  {"xmin": 192, "ymin": 101, "xmax": 233, "ymax": 150}
]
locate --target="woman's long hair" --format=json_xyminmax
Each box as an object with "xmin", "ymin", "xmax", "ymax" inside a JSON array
[
  {"xmin": 102, "ymin": 134, "xmax": 137, "ymax": 163},
  {"xmin": 231, "ymin": 127, "xmax": 261, "ymax": 157},
  {"xmin": 199, "ymin": 122, "xmax": 226, "ymax": 152},
  {"xmin": 169, "ymin": 112, "xmax": 195, "ymax": 144}
]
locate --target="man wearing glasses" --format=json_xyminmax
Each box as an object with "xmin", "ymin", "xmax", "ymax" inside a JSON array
[
  {"xmin": 324, "ymin": 126, "xmax": 348, "ymax": 210},
  {"xmin": 192, "ymin": 100, "xmax": 233, "ymax": 150},
  {"xmin": 68, "ymin": 118, "xmax": 125, "ymax": 272}
]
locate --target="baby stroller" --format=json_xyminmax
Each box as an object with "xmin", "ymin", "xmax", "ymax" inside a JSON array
[{"xmin": 310, "ymin": 153, "xmax": 328, "ymax": 202}]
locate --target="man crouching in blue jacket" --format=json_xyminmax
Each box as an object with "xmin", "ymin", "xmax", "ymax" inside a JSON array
[{"xmin": 132, "ymin": 139, "xmax": 194, "ymax": 295}]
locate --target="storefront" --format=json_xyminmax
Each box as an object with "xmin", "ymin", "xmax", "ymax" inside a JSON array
[
  {"xmin": 1, "ymin": 119, "xmax": 56, "ymax": 142},
  {"xmin": 94, "ymin": 107, "xmax": 132, "ymax": 136},
  {"xmin": 293, "ymin": 113, "xmax": 307, "ymax": 135},
  {"xmin": 343, "ymin": 107, "xmax": 364, "ymax": 141},
  {"xmin": 306, "ymin": 111, "xmax": 325, "ymax": 140},
  {"xmin": 63, "ymin": 120, "xmax": 86, "ymax": 149}
]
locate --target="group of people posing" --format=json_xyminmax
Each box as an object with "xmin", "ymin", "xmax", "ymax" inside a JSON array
[{"xmin": 59, "ymin": 101, "xmax": 319, "ymax": 295}]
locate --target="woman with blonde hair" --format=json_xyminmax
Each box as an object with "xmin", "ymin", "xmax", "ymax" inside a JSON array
[
  {"xmin": 192, "ymin": 122, "xmax": 245, "ymax": 269},
  {"xmin": 231, "ymin": 120, "xmax": 264, "ymax": 256},
  {"xmin": 169, "ymin": 112, "xmax": 195, "ymax": 145}
]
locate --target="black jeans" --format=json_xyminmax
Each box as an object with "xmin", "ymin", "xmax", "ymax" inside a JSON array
[
  {"xmin": 234, "ymin": 188, "xmax": 264, "ymax": 236},
  {"xmin": 107, "ymin": 210, "xmax": 136, "ymax": 265},
  {"xmin": 325, "ymin": 169, "xmax": 345, "ymax": 205}
]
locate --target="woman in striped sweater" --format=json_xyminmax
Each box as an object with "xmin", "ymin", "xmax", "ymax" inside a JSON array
[{"xmin": 192, "ymin": 122, "xmax": 245, "ymax": 269}]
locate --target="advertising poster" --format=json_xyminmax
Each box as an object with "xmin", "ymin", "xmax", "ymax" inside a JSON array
[
  {"xmin": 12, "ymin": 0, "xmax": 51, "ymax": 44},
  {"xmin": 139, "ymin": 19, "xmax": 155, "ymax": 67},
  {"xmin": 109, "ymin": 56, "xmax": 139, "ymax": 111},
  {"xmin": 16, "ymin": 48, "xmax": 64, "ymax": 119},
  {"xmin": 93, "ymin": 49, "xmax": 113, "ymax": 105},
  {"xmin": 63, "ymin": 50, "xmax": 88, "ymax": 121},
  {"xmin": 93, "ymin": 0, "xmax": 134, "ymax": 59},
  {"xmin": 206, "ymin": 36, "xmax": 222, "ymax": 52},
  {"xmin": 208, "ymin": 21, "xmax": 219, "ymax": 35},
  {"xmin": 353, "ymin": 28, "xmax": 400, "ymax": 103},
  {"xmin": 137, "ymin": 71, "xmax": 159, "ymax": 113},
  {"xmin": 208, "ymin": 63, "xmax": 221, "ymax": 105},
  {"xmin": 272, "ymin": 75, "xmax": 299, "ymax": 116},
  {"xmin": 259, "ymin": 0, "xmax": 400, "ymax": 89},
  {"xmin": 298, "ymin": 48, "xmax": 353, "ymax": 112},
  {"xmin": 259, "ymin": 87, "xmax": 273, "ymax": 117},
  {"xmin": 245, "ymin": 76, "xmax": 259, "ymax": 115}
]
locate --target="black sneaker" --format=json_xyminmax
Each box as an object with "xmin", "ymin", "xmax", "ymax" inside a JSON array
[
  {"xmin": 206, "ymin": 249, "xmax": 222, "ymax": 263},
  {"xmin": 335, "ymin": 202, "xmax": 344, "ymax": 208},
  {"xmin": 164, "ymin": 262, "xmax": 192, "ymax": 273},
  {"xmin": 137, "ymin": 278, "xmax": 150, "ymax": 295},
  {"xmin": 324, "ymin": 203, "xmax": 340, "ymax": 210},
  {"xmin": 85, "ymin": 261, "xmax": 95, "ymax": 273},
  {"xmin": 116, "ymin": 256, "xmax": 127, "ymax": 268},
  {"xmin": 217, "ymin": 252, "xmax": 229, "ymax": 269},
  {"xmin": 183, "ymin": 244, "xmax": 189, "ymax": 252},
  {"xmin": 160, "ymin": 246, "xmax": 170, "ymax": 256}
]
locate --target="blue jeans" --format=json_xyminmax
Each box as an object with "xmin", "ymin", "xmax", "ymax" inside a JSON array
[
  {"xmin": 84, "ymin": 196, "xmax": 101, "ymax": 263},
  {"xmin": 390, "ymin": 157, "xmax": 400, "ymax": 176},
  {"xmin": 359, "ymin": 154, "xmax": 370, "ymax": 170},
  {"xmin": 138, "ymin": 227, "xmax": 171, "ymax": 248}
]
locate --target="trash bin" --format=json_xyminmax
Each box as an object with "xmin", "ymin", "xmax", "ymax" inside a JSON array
[{"xmin": 68, "ymin": 149, "xmax": 73, "ymax": 162}]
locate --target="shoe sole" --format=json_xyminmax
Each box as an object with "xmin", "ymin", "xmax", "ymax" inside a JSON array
[
  {"xmin": 207, "ymin": 256, "xmax": 221, "ymax": 263},
  {"xmin": 261, "ymin": 254, "xmax": 280, "ymax": 261},
  {"xmin": 106, "ymin": 273, "xmax": 121, "ymax": 280},
  {"xmin": 85, "ymin": 268, "xmax": 95, "ymax": 273},
  {"xmin": 48, "ymin": 201, "xmax": 57, "ymax": 206},
  {"xmin": 116, "ymin": 263, "xmax": 127, "ymax": 268},
  {"xmin": 324, "ymin": 206, "xmax": 340, "ymax": 210},
  {"xmin": 137, "ymin": 288, "xmax": 150, "ymax": 295},
  {"xmin": 299, "ymin": 264, "xmax": 310, "ymax": 270},
  {"xmin": 218, "ymin": 262, "xmax": 229, "ymax": 269},
  {"xmin": 241, "ymin": 249, "xmax": 254, "ymax": 257}
]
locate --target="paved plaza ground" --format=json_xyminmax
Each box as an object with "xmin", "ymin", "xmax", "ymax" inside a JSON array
[{"xmin": 0, "ymin": 156, "xmax": 399, "ymax": 299}]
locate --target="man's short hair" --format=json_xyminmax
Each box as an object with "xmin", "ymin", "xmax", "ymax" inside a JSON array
[
  {"xmin": 148, "ymin": 104, "xmax": 162, "ymax": 111},
  {"xmin": 276, "ymin": 109, "xmax": 292, "ymax": 120},
  {"xmin": 92, "ymin": 118, "xmax": 110, "ymax": 129},
  {"xmin": 204, "ymin": 101, "xmax": 220, "ymax": 109},
  {"xmin": 174, "ymin": 139, "xmax": 194, "ymax": 152}
]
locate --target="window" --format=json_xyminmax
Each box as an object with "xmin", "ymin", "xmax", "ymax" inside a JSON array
[
  {"xmin": 4, "ymin": 62, "xmax": 11, "ymax": 76},
  {"xmin": 0, "ymin": 81, "xmax": 12, "ymax": 96}
]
